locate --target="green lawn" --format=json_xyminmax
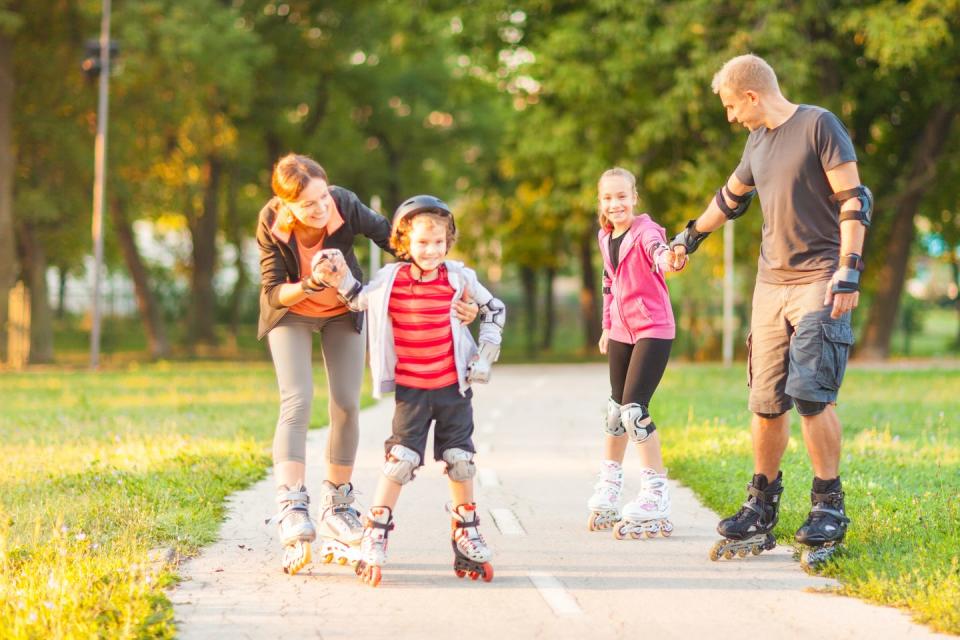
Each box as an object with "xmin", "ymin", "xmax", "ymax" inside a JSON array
[
  {"xmin": 0, "ymin": 362, "xmax": 368, "ymax": 639},
  {"xmin": 658, "ymin": 364, "xmax": 960, "ymax": 635},
  {"xmin": 0, "ymin": 363, "xmax": 957, "ymax": 636}
]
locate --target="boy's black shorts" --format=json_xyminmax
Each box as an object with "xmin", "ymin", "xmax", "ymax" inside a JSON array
[{"xmin": 386, "ymin": 383, "xmax": 475, "ymax": 463}]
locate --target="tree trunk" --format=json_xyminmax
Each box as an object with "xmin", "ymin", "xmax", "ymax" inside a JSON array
[
  {"xmin": 578, "ymin": 229, "xmax": 600, "ymax": 350},
  {"xmin": 111, "ymin": 196, "xmax": 170, "ymax": 359},
  {"xmin": 189, "ymin": 155, "xmax": 222, "ymax": 347},
  {"xmin": 56, "ymin": 265, "xmax": 67, "ymax": 318},
  {"xmin": 224, "ymin": 166, "xmax": 247, "ymax": 343},
  {"xmin": 19, "ymin": 223, "xmax": 53, "ymax": 364},
  {"xmin": 519, "ymin": 265, "xmax": 538, "ymax": 357},
  {"xmin": 541, "ymin": 266, "xmax": 555, "ymax": 350},
  {"xmin": 0, "ymin": 34, "xmax": 16, "ymax": 362},
  {"xmin": 858, "ymin": 105, "xmax": 957, "ymax": 360}
]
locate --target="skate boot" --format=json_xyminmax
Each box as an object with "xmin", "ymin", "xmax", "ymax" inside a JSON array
[
  {"xmin": 316, "ymin": 480, "xmax": 363, "ymax": 566},
  {"xmin": 449, "ymin": 503, "xmax": 494, "ymax": 582},
  {"xmin": 265, "ymin": 483, "xmax": 316, "ymax": 575},
  {"xmin": 614, "ymin": 468, "xmax": 674, "ymax": 539},
  {"xmin": 355, "ymin": 506, "xmax": 394, "ymax": 587},
  {"xmin": 795, "ymin": 477, "xmax": 850, "ymax": 572},
  {"xmin": 709, "ymin": 472, "xmax": 782, "ymax": 561},
  {"xmin": 587, "ymin": 460, "xmax": 623, "ymax": 531}
]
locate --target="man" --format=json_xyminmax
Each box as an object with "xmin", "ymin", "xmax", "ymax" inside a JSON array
[{"xmin": 670, "ymin": 54, "xmax": 872, "ymax": 569}]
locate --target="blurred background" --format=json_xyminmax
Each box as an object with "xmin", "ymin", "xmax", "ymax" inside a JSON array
[{"xmin": 1, "ymin": 0, "xmax": 958, "ymax": 368}]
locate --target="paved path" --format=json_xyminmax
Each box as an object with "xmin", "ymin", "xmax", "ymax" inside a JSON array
[{"xmin": 172, "ymin": 364, "xmax": 947, "ymax": 639}]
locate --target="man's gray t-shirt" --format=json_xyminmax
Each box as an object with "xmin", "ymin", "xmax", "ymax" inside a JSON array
[{"xmin": 734, "ymin": 104, "xmax": 857, "ymax": 284}]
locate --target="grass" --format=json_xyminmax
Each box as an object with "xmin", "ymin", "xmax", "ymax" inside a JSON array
[
  {"xmin": 0, "ymin": 362, "xmax": 370, "ymax": 639},
  {"xmin": 657, "ymin": 364, "xmax": 960, "ymax": 635},
  {"xmin": 0, "ymin": 362, "xmax": 957, "ymax": 636}
]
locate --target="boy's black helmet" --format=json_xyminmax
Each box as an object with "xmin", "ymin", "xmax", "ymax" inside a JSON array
[{"xmin": 392, "ymin": 195, "xmax": 455, "ymax": 233}]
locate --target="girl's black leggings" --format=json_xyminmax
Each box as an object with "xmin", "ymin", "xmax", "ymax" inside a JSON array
[{"xmin": 608, "ymin": 337, "xmax": 673, "ymax": 408}]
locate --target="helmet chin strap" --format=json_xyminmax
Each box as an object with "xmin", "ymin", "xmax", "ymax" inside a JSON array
[{"xmin": 409, "ymin": 259, "xmax": 441, "ymax": 281}]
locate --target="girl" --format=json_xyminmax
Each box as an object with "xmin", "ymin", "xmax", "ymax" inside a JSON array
[
  {"xmin": 588, "ymin": 167, "xmax": 685, "ymax": 539},
  {"xmin": 257, "ymin": 155, "xmax": 477, "ymax": 574}
]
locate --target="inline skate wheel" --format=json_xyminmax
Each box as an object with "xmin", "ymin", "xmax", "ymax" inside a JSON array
[
  {"xmin": 481, "ymin": 562, "xmax": 494, "ymax": 582},
  {"xmin": 708, "ymin": 541, "xmax": 723, "ymax": 561}
]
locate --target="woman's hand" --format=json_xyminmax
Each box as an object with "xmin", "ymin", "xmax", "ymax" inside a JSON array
[
  {"xmin": 453, "ymin": 293, "xmax": 480, "ymax": 323},
  {"xmin": 598, "ymin": 329, "xmax": 609, "ymax": 355}
]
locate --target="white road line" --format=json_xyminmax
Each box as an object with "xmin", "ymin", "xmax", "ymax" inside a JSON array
[
  {"xmin": 478, "ymin": 468, "xmax": 500, "ymax": 487},
  {"xmin": 527, "ymin": 572, "xmax": 583, "ymax": 616},
  {"xmin": 489, "ymin": 508, "xmax": 525, "ymax": 536}
]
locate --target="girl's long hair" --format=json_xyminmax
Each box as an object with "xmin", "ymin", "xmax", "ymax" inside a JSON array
[{"xmin": 597, "ymin": 167, "xmax": 638, "ymax": 231}]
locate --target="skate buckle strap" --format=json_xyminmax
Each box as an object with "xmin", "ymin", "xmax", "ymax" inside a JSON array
[
  {"xmin": 811, "ymin": 490, "xmax": 844, "ymax": 504},
  {"xmin": 454, "ymin": 516, "xmax": 481, "ymax": 530},
  {"xmin": 265, "ymin": 502, "xmax": 309, "ymax": 526},
  {"xmin": 747, "ymin": 484, "xmax": 780, "ymax": 503},
  {"xmin": 809, "ymin": 504, "xmax": 849, "ymax": 523}
]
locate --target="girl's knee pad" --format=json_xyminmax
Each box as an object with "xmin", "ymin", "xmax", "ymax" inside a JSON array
[
  {"xmin": 604, "ymin": 398, "xmax": 625, "ymax": 436},
  {"xmin": 621, "ymin": 403, "xmax": 656, "ymax": 443}
]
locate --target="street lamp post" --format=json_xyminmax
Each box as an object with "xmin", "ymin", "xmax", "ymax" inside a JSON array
[{"xmin": 89, "ymin": 0, "xmax": 111, "ymax": 369}]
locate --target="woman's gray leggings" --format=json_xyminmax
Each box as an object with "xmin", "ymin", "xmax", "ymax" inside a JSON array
[{"xmin": 267, "ymin": 312, "xmax": 365, "ymax": 466}]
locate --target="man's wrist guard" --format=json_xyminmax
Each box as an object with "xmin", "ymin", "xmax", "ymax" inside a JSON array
[
  {"xmin": 832, "ymin": 253, "xmax": 865, "ymax": 294},
  {"xmin": 669, "ymin": 219, "xmax": 711, "ymax": 255}
]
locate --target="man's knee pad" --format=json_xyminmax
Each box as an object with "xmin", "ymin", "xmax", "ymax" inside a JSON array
[
  {"xmin": 756, "ymin": 411, "xmax": 787, "ymax": 420},
  {"xmin": 795, "ymin": 399, "xmax": 827, "ymax": 417},
  {"xmin": 604, "ymin": 398, "xmax": 625, "ymax": 436},
  {"xmin": 442, "ymin": 447, "xmax": 476, "ymax": 482},
  {"xmin": 621, "ymin": 403, "xmax": 657, "ymax": 443},
  {"xmin": 383, "ymin": 444, "xmax": 420, "ymax": 484}
]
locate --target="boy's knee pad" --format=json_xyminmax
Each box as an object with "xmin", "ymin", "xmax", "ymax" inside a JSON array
[
  {"xmin": 795, "ymin": 399, "xmax": 827, "ymax": 416},
  {"xmin": 383, "ymin": 444, "xmax": 420, "ymax": 484},
  {"xmin": 442, "ymin": 448, "xmax": 476, "ymax": 482},
  {"xmin": 621, "ymin": 403, "xmax": 656, "ymax": 443},
  {"xmin": 604, "ymin": 398, "xmax": 625, "ymax": 436}
]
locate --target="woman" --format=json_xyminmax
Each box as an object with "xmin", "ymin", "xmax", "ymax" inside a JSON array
[{"xmin": 257, "ymin": 154, "xmax": 477, "ymax": 574}]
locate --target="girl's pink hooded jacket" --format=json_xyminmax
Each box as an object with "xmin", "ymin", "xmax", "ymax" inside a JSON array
[{"xmin": 599, "ymin": 214, "xmax": 676, "ymax": 343}]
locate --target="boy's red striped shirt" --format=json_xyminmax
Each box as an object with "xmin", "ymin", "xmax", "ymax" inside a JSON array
[{"xmin": 389, "ymin": 264, "xmax": 457, "ymax": 389}]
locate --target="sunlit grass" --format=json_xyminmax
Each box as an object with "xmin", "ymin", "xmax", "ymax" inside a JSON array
[
  {"xmin": 657, "ymin": 365, "xmax": 960, "ymax": 635},
  {"xmin": 0, "ymin": 362, "xmax": 369, "ymax": 639},
  {"xmin": 0, "ymin": 363, "xmax": 956, "ymax": 636}
]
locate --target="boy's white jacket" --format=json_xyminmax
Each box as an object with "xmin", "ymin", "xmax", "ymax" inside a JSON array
[{"xmin": 339, "ymin": 260, "xmax": 504, "ymax": 399}]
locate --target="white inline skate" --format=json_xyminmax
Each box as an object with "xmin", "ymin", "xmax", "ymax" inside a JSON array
[
  {"xmin": 587, "ymin": 460, "xmax": 623, "ymax": 531},
  {"xmin": 449, "ymin": 503, "xmax": 494, "ymax": 582},
  {"xmin": 316, "ymin": 480, "xmax": 363, "ymax": 567},
  {"xmin": 613, "ymin": 469, "xmax": 674, "ymax": 539},
  {"xmin": 265, "ymin": 483, "xmax": 316, "ymax": 575},
  {"xmin": 355, "ymin": 506, "xmax": 394, "ymax": 587}
]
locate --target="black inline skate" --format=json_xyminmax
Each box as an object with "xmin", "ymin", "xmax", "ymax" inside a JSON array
[
  {"xmin": 709, "ymin": 472, "xmax": 782, "ymax": 561},
  {"xmin": 795, "ymin": 477, "xmax": 849, "ymax": 572}
]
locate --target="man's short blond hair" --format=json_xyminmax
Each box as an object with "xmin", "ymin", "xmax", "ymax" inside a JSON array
[{"xmin": 711, "ymin": 54, "xmax": 780, "ymax": 95}]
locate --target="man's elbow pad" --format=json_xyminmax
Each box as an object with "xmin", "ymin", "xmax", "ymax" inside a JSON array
[
  {"xmin": 831, "ymin": 185, "xmax": 873, "ymax": 228},
  {"xmin": 715, "ymin": 186, "xmax": 756, "ymax": 220}
]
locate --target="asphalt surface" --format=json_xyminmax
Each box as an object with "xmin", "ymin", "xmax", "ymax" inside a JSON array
[{"xmin": 171, "ymin": 364, "xmax": 948, "ymax": 639}]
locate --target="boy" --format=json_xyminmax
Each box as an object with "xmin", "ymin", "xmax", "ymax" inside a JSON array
[{"xmin": 315, "ymin": 194, "xmax": 505, "ymax": 586}]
